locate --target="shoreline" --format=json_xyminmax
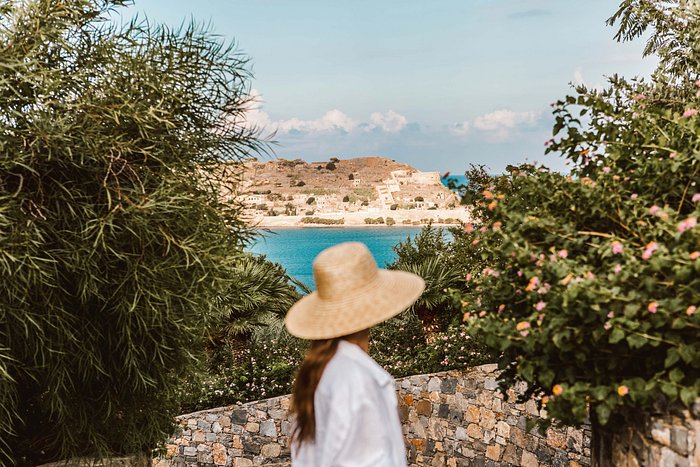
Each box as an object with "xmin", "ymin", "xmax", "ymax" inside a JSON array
[{"xmin": 246, "ymin": 208, "xmax": 472, "ymax": 228}]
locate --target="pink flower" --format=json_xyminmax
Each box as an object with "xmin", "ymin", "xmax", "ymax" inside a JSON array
[
  {"xmin": 465, "ymin": 273, "xmax": 472, "ymax": 282},
  {"xmin": 558, "ymin": 250, "xmax": 568, "ymax": 259},
  {"xmin": 642, "ymin": 242, "xmax": 658, "ymax": 260},
  {"xmin": 602, "ymin": 166, "xmax": 611, "ymax": 174},
  {"xmin": 690, "ymin": 251, "xmax": 700, "ymax": 261},
  {"xmin": 647, "ymin": 301, "xmax": 658, "ymax": 313},
  {"xmin": 498, "ymin": 304, "xmax": 506, "ymax": 313},
  {"xmin": 464, "ymin": 223, "xmax": 475, "ymax": 233},
  {"xmin": 516, "ymin": 321, "xmax": 531, "ymax": 331},
  {"xmin": 631, "ymin": 193, "xmax": 638, "ymax": 200},
  {"xmin": 632, "ymin": 94, "xmax": 646, "ymax": 101},
  {"xmin": 604, "ymin": 322, "xmax": 612, "ymax": 331},
  {"xmin": 649, "ymin": 205, "xmax": 660, "ymax": 215},
  {"xmin": 695, "ymin": 80, "xmax": 700, "ymax": 87},
  {"xmin": 492, "ymin": 221, "xmax": 502, "ymax": 231},
  {"xmin": 683, "ymin": 108, "xmax": 698, "ymax": 118},
  {"xmin": 535, "ymin": 301, "xmax": 546, "ymax": 311},
  {"xmin": 617, "ymin": 385, "xmax": 629, "ymax": 397},
  {"xmin": 520, "ymin": 330, "xmax": 529, "ymax": 337},
  {"xmin": 669, "ymin": 152, "xmax": 676, "ymax": 159},
  {"xmin": 687, "ymin": 305, "xmax": 697, "ymax": 316},
  {"xmin": 517, "ymin": 270, "xmax": 523, "ymax": 277},
  {"xmin": 678, "ymin": 217, "xmax": 697, "ymax": 233},
  {"xmin": 585, "ymin": 271, "xmax": 596, "ymax": 280},
  {"xmin": 525, "ymin": 276, "xmax": 540, "ymax": 292},
  {"xmin": 613, "ymin": 264, "xmax": 622, "ymax": 275},
  {"xmin": 607, "ymin": 311, "xmax": 615, "ymax": 318},
  {"xmin": 611, "ymin": 241, "xmax": 624, "ymax": 255},
  {"xmin": 692, "ymin": 193, "xmax": 700, "ymax": 203}
]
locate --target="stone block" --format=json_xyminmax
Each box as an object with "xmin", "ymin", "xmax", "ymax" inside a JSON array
[
  {"xmin": 212, "ymin": 421, "xmax": 222, "ymax": 433},
  {"xmin": 416, "ymin": 400, "xmax": 432, "ymax": 416},
  {"xmin": 465, "ymin": 405, "xmax": 481, "ymax": 423},
  {"xmin": 521, "ymin": 450, "xmax": 539, "ymax": 467},
  {"xmin": 441, "ymin": 379, "xmax": 457, "ymax": 394},
  {"xmin": 244, "ymin": 422, "xmax": 259, "ymax": 433},
  {"xmin": 212, "ymin": 443, "xmax": 227, "ymax": 466},
  {"xmin": 651, "ymin": 422, "xmax": 671, "ymax": 447},
  {"xmin": 486, "ymin": 444, "xmax": 501, "ymax": 461},
  {"xmin": 670, "ymin": 426, "xmax": 689, "ymax": 456},
  {"xmin": 438, "ymin": 403, "xmax": 449, "ymax": 418},
  {"xmin": 231, "ymin": 409, "xmax": 248, "ymax": 425},
  {"xmin": 466, "ymin": 423, "xmax": 483, "ymax": 440},
  {"xmin": 455, "ymin": 426, "xmax": 468, "ymax": 441},
  {"xmin": 233, "ymin": 458, "xmax": 253, "ymax": 467},
  {"xmin": 496, "ymin": 420, "xmax": 510, "ymax": 438},
  {"xmin": 428, "ymin": 377, "xmax": 441, "ymax": 392},
  {"xmin": 261, "ymin": 443, "xmax": 282, "ymax": 457}
]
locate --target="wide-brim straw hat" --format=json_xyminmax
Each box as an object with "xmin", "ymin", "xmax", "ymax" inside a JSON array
[{"xmin": 285, "ymin": 242, "xmax": 425, "ymax": 340}]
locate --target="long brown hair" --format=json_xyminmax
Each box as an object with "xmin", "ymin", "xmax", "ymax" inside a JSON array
[{"xmin": 290, "ymin": 338, "xmax": 340, "ymax": 447}]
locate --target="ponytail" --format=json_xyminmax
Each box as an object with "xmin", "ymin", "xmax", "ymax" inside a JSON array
[{"xmin": 290, "ymin": 338, "xmax": 339, "ymax": 448}]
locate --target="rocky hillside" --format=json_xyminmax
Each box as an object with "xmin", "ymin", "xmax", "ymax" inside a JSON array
[{"xmin": 240, "ymin": 157, "xmax": 458, "ymax": 213}]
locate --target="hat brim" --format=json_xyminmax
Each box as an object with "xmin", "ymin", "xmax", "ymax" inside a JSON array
[{"xmin": 284, "ymin": 269, "xmax": 425, "ymax": 340}]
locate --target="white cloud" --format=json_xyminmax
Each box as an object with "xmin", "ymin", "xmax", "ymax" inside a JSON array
[
  {"xmin": 242, "ymin": 96, "xmax": 408, "ymax": 135},
  {"xmin": 277, "ymin": 109, "xmax": 357, "ymax": 133},
  {"xmin": 367, "ymin": 110, "xmax": 408, "ymax": 133},
  {"xmin": 240, "ymin": 88, "xmax": 272, "ymax": 129},
  {"xmin": 449, "ymin": 121, "xmax": 471, "ymax": 136},
  {"xmin": 471, "ymin": 109, "xmax": 539, "ymax": 142}
]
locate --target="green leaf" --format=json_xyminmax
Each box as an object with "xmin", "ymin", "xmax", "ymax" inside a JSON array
[
  {"xmin": 661, "ymin": 382, "xmax": 677, "ymax": 399},
  {"xmin": 626, "ymin": 334, "xmax": 647, "ymax": 349},
  {"xmin": 680, "ymin": 387, "xmax": 697, "ymax": 406},
  {"xmin": 669, "ymin": 368, "xmax": 684, "ymax": 383},
  {"xmin": 609, "ymin": 328, "xmax": 625, "ymax": 344},
  {"xmin": 665, "ymin": 348, "xmax": 680, "ymax": 368}
]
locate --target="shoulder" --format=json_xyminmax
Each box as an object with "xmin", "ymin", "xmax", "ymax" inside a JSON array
[{"xmin": 318, "ymin": 341, "xmax": 394, "ymax": 395}]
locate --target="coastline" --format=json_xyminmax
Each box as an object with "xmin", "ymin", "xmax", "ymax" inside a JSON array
[{"xmin": 247, "ymin": 208, "xmax": 472, "ymax": 228}]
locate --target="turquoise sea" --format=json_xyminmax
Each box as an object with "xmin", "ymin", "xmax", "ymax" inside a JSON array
[{"xmin": 248, "ymin": 227, "xmax": 423, "ymax": 289}]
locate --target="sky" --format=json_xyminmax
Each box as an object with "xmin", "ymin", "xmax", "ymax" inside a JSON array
[{"xmin": 120, "ymin": 0, "xmax": 657, "ymax": 174}]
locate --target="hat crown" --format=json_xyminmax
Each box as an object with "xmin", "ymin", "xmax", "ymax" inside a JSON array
[{"xmin": 313, "ymin": 242, "xmax": 378, "ymax": 300}]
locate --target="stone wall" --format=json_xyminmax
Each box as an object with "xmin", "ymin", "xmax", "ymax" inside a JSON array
[
  {"xmin": 591, "ymin": 401, "xmax": 700, "ymax": 467},
  {"xmin": 154, "ymin": 364, "xmax": 591, "ymax": 466}
]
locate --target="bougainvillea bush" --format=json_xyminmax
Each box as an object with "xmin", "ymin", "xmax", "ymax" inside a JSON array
[{"xmin": 458, "ymin": 1, "xmax": 700, "ymax": 428}]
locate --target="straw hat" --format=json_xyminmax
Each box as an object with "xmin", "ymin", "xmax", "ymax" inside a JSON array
[{"xmin": 285, "ymin": 242, "xmax": 425, "ymax": 340}]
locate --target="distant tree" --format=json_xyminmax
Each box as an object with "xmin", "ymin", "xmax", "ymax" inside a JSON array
[
  {"xmin": 296, "ymin": 181, "xmax": 306, "ymax": 187},
  {"xmin": 306, "ymin": 197, "xmax": 316, "ymax": 205},
  {"xmin": 330, "ymin": 157, "xmax": 339, "ymax": 163},
  {"xmin": 325, "ymin": 162, "xmax": 337, "ymax": 171},
  {"xmin": 348, "ymin": 174, "xmax": 354, "ymax": 180},
  {"xmin": 414, "ymin": 196, "xmax": 424, "ymax": 202},
  {"xmin": 342, "ymin": 195, "xmax": 350, "ymax": 203},
  {"xmin": 0, "ymin": 0, "xmax": 265, "ymax": 463},
  {"xmin": 390, "ymin": 204, "xmax": 399, "ymax": 210}
]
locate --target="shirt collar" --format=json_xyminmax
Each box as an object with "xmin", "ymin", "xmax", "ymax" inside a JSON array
[{"xmin": 336, "ymin": 340, "xmax": 394, "ymax": 387}]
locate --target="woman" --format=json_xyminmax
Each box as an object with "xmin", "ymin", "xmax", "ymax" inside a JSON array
[{"xmin": 285, "ymin": 242, "xmax": 425, "ymax": 467}]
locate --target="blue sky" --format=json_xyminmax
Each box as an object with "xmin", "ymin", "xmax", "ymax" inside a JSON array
[{"xmin": 122, "ymin": 0, "xmax": 656, "ymax": 173}]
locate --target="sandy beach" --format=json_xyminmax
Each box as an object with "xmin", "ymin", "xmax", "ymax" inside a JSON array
[{"xmin": 248, "ymin": 208, "xmax": 472, "ymax": 228}]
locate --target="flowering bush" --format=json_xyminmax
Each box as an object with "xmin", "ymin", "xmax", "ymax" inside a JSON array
[{"xmin": 458, "ymin": 1, "xmax": 700, "ymax": 427}]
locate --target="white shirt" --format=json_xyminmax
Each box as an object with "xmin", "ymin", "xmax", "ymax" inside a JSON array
[{"xmin": 291, "ymin": 340, "xmax": 408, "ymax": 467}]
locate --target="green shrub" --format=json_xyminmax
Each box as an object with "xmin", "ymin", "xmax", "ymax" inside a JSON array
[
  {"xmin": 457, "ymin": 2, "xmax": 700, "ymax": 428},
  {"xmin": 301, "ymin": 217, "xmax": 344, "ymax": 225},
  {"xmin": 386, "ymin": 217, "xmax": 396, "ymax": 226},
  {"xmin": 0, "ymin": 0, "xmax": 264, "ymax": 463}
]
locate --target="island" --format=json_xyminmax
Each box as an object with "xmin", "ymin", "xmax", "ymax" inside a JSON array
[{"xmin": 237, "ymin": 157, "xmax": 472, "ymax": 227}]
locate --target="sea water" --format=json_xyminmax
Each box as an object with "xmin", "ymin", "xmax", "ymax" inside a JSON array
[{"xmin": 248, "ymin": 227, "xmax": 423, "ymax": 290}]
